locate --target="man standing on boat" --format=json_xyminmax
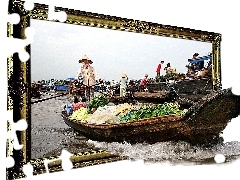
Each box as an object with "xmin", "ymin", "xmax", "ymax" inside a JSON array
[
  {"xmin": 156, "ymin": 60, "xmax": 164, "ymax": 77},
  {"xmin": 75, "ymin": 55, "xmax": 96, "ymax": 101},
  {"xmin": 119, "ymin": 73, "xmax": 128, "ymax": 97}
]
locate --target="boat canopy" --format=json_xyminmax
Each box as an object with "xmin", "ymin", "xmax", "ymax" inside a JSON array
[
  {"xmin": 188, "ymin": 55, "xmax": 212, "ymax": 64},
  {"xmin": 66, "ymin": 77, "xmax": 75, "ymax": 81}
]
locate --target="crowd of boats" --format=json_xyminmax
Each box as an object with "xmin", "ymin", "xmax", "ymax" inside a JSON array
[
  {"xmin": 31, "ymin": 73, "xmax": 209, "ymax": 100},
  {"xmin": 31, "ymin": 53, "xmax": 214, "ymax": 100}
]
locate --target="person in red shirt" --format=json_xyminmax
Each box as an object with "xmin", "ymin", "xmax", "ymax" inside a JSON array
[
  {"xmin": 156, "ymin": 61, "xmax": 164, "ymax": 76},
  {"xmin": 139, "ymin": 74, "xmax": 149, "ymax": 91}
]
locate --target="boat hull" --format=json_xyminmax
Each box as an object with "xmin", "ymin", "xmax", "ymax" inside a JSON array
[{"xmin": 62, "ymin": 88, "xmax": 240, "ymax": 144}]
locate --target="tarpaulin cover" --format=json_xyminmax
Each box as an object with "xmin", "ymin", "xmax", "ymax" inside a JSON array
[
  {"xmin": 65, "ymin": 77, "xmax": 75, "ymax": 81},
  {"xmin": 188, "ymin": 55, "xmax": 212, "ymax": 64}
]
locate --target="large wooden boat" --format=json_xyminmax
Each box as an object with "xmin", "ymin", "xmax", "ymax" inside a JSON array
[
  {"xmin": 123, "ymin": 78, "xmax": 213, "ymax": 104},
  {"xmin": 61, "ymin": 88, "xmax": 240, "ymax": 144}
]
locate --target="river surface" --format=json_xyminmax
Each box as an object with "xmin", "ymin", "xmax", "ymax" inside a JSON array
[{"xmin": 31, "ymin": 92, "xmax": 240, "ymax": 165}]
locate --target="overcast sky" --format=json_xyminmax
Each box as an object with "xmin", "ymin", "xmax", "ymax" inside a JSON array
[{"xmin": 30, "ymin": 19, "xmax": 212, "ymax": 82}]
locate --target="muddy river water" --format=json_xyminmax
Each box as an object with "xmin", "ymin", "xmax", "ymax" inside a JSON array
[{"xmin": 31, "ymin": 92, "xmax": 240, "ymax": 165}]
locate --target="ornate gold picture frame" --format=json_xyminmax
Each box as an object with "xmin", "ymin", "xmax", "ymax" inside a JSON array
[{"xmin": 7, "ymin": 0, "xmax": 222, "ymax": 179}]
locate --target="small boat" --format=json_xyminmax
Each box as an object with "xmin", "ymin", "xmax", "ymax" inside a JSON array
[{"xmin": 61, "ymin": 88, "xmax": 240, "ymax": 144}]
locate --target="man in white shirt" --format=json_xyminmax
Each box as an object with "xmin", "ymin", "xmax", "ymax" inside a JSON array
[{"xmin": 119, "ymin": 73, "xmax": 128, "ymax": 97}]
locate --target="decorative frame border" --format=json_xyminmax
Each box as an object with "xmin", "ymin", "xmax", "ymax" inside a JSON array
[{"xmin": 7, "ymin": 0, "xmax": 222, "ymax": 179}]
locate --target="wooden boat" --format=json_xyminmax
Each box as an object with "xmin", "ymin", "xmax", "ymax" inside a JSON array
[
  {"xmin": 133, "ymin": 91, "xmax": 170, "ymax": 103},
  {"xmin": 61, "ymin": 88, "xmax": 240, "ymax": 145},
  {"xmin": 123, "ymin": 78, "xmax": 213, "ymax": 104},
  {"xmin": 147, "ymin": 78, "xmax": 212, "ymax": 94}
]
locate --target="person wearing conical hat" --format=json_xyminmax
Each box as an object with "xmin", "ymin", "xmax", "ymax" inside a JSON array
[
  {"xmin": 75, "ymin": 55, "xmax": 96, "ymax": 101},
  {"xmin": 119, "ymin": 73, "xmax": 128, "ymax": 97}
]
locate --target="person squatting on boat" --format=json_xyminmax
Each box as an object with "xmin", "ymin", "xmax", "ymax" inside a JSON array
[
  {"xmin": 195, "ymin": 53, "xmax": 212, "ymax": 79},
  {"xmin": 139, "ymin": 74, "xmax": 149, "ymax": 92},
  {"xmin": 186, "ymin": 52, "xmax": 212, "ymax": 79},
  {"xmin": 119, "ymin": 73, "xmax": 128, "ymax": 97},
  {"xmin": 192, "ymin": 53, "xmax": 205, "ymax": 78},
  {"xmin": 75, "ymin": 55, "xmax": 96, "ymax": 101},
  {"xmin": 193, "ymin": 53, "xmax": 205, "ymax": 71}
]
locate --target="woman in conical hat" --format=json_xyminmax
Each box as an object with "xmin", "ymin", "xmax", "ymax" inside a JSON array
[
  {"xmin": 75, "ymin": 55, "xmax": 96, "ymax": 101},
  {"xmin": 120, "ymin": 73, "xmax": 127, "ymax": 78},
  {"xmin": 78, "ymin": 54, "xmax": 93, "ymax": 64}
]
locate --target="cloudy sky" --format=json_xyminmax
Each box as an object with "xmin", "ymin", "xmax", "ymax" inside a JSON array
[{"xmin": 30, "ymin": 19, "xmax": 212, "ymax": 82}]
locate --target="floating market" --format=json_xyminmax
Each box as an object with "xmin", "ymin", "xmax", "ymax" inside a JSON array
[{"xmin": 32, "ymin": 54, "xmax": 240, "ymax": 145}]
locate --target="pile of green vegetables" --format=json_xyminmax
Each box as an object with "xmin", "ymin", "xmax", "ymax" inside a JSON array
[
  {"xmin": 118, "ymin": 102, "xmax": 187, "ymax": 122},
  {"xmin": 86, "ymin": 95, "xmax": 187, "ymax": 123},
  {"xmin": 87, "ymin": 94, "xmax": 109, "ymax": 113}
]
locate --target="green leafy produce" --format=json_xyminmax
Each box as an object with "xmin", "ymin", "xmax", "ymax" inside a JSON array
[
  {"xmin": 119, "ymin": 102, "xmax": 187, "ymax": 122},
  {"xmin": 117, "ymin": 109, "xmax": 138, "ymax": 122},
  {"xmin": 87, "ymin": 94, "xmax": 109, "ymax": 113}
]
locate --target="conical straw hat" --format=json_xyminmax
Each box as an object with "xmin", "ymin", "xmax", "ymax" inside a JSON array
[
  {"xmin": 78, "ymin": 54, "xmax": 93, "ymax": 64},
  {"xmin": 120, "ymin": 73, "xmax": 127, "ymax": 78}
]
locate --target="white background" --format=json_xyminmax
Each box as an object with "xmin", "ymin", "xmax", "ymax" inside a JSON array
[{"xmin": 1, "ymin": 0, "xmax": 240, "ymax": 179}]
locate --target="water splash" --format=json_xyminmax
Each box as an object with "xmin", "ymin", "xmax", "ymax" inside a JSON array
[{"xmin": 87, "ymin": 140, "xmax": 240, "ymax": 164}]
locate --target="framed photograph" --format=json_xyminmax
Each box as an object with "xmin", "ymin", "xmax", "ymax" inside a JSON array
[{"xmin": 7, "ymin": 0, "xmax": 240, "ymax": 179}]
